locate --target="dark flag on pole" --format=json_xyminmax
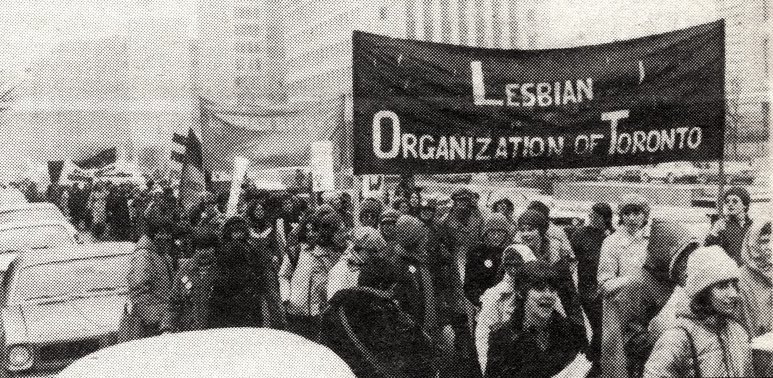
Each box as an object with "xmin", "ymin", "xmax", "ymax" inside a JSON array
[
  {"xmin": 172, "ymin": 99, "xmax": 209, "ymax": 214},
  {"xmin": 47, "ymin": 161, "xmax": 64, "ymax": 184}
]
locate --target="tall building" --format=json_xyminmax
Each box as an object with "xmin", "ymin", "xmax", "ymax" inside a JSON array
[
  {"xmin": 716, "ymin": 0, "xmax": 770, "ymax": 160},
  {"xmin": 0, "ymin": 0, "xmax": 195, "ymax": 172},
  {"xmin": 195, "ymin": 0, "xmax": 286, "ymax": 106},
  {"xmin": 284, "ymin": 0, "xmax": 548, "ymax": 102}
]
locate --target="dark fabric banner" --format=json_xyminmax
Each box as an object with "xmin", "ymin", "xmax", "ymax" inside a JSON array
[
  {"xmin": 47, "ymin": 161, "xmax": 64, "ymax": 184},
  {"xmin": 73, "ymin": 147, "xmax": 117, "ymax": 170},
  {"xmin": 352, "ymin": 20, "xmax": 725, "ymax": 175}
]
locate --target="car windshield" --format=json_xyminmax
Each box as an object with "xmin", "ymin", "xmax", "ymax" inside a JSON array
[
  {"xmin": 0, "ymin": 225, "xmax": 73, "ymax": 253},
  {"xmin": 10, "ymin": 254, "xmax": 131, "ymax": 303},
  {"xmin": 0, "ymin": 208, "xmax": 67, "ymax": 225}
]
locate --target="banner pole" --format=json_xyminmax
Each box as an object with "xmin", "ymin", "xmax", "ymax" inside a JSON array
[
  {"xmin": 353, "ymin": 174, "xmax": 362, "ymax": 227},
  {"xmin": 716, "ymin": 156, "xmax": 725, "ymax": 217}
]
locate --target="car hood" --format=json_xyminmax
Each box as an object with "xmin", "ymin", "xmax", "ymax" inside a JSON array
[{"xmin": 4, "ymin": 294, "xmax": 126, "ymax": 345}]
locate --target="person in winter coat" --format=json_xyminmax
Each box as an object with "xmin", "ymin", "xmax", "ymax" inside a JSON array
[
  {"xmin": 209, "ymin": 216, "xmax": 285, "ymax": 330},
  {"xmin": 327, "ymin": 227, "xmax": 389, "ymax": 299},
  {"xmin": 284, "ymin": 206, "xmax": 349, "ymax": 340},
  {"xmin": 392, "ymin": 197, "xmax": 412, "ymax": 215},
  {"xmin": 485, "ymin": 261, "xmax": 586, "ymax": 378},
  {"xmin": 643, "ymin": 246, "xmax": 752, "ymax": 377},
  {"xmin": 475, "ymin": 244, "xmax": 536, "ymax": 375},
  {"xmin": 118, "ymin": 208, "xmax": 176, "ymax": 342},
  {"xmin": 737, "ymin": 218, "xmax": 773, "ymax": 376},
  {"xmin": 318, "ymin": 284, "xmax": 437, "ymax": 378},
  {"xmin": 527, "ymin": 201, "xmax": 575, "ymax": 261},
  {"xmin": 569, "ymin": 202, "xmax": 614, "ymax": 372},
  {"xmin": 464, "ymin": 213, "xmax": 513, "ymax": 307},
  {"xmin": 88, "ymin": 184, "xmax": 109, "ymax": 240},
  {"xmin": 515, "ymin": 209, "xmax": 585, "ymax": 327},
  {"xmin": 378, "ymin": 209, "xmax": 400, "ymax": 258},
  {"xmin": 599, "ymin": 219, "xmax": 699, "ymax": 378},
  {"xmin": 706, "ymin": 187, "xmax": 753, "ymax": 266},
  {"xmin": 598, "ymin": 194, "xmax": 651, "ymax": 291},
  {"xmin": 391, "ymin": 215, "xmax": 468, "ymax": 377},
  {"xmin": 358, "ymin": 198, "xmax": 383, "ymax": 229},
  {"xmin": 160, "ymin": 227, "xmax": 219, "ymax": 333}
]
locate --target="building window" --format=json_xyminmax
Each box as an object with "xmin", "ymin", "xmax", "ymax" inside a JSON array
[
  {"xmin": 380, "ymin": 6, "xmax": 388, "ymax": 20},
  {"xmin": 406, "ymin": 0, "xmax": 416, "ymax": 39}
]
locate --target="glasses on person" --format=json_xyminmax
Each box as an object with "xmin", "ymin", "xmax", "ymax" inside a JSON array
[
  {"xmin": 620, "ymin": 206, "xmax": 644, "ymax": 215},
  {"xmin": 725, "ymin": 198, "xmax": 742, "ymax": 205},
  {"xmin": 517, "ymin": 225, "xmax": 537, "ymax": 232}
]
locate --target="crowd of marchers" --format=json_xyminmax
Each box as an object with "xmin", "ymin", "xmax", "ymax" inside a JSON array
[{"xmin": 33, "ymin": 177, "xmax": 770, "ymax": 378}]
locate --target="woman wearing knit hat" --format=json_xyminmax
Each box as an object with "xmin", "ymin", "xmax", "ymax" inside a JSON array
[
  {"xmin": 475, "ymin": 244, "xmax": 536, "ymax": 375},
  {"xmin": 515, "ymin": 209, "xmax": 556, "ymax": 263},
  {"xmin": 643, "ymin": 246, "xmax": 751, "ymax": 377},
  {"xmin": 463, "ymin": 213, "xmax": 514, "ymax": 307},
  {"xmin": 737, "ymin": 219, "xmax": 773, "ymax": 376},
  {"xmin": 326, "ymin": 227, "xmax": 389, "ymax": 299},
  {"xmin": 706, "ymin": 186, "xmax": 754, "ymax": 266},
  {"xmin": 485, "ymin": 261, "xmax": 586, "ymax": 378}
]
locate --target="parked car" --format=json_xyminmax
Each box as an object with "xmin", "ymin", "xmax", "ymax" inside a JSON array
[
  {"xmin": 704, "ymin": 160, "xmax": 754, "ymax": 185},
  {"xmin": 0, "ymin": 242, "xmax": 134, "ymax": 376},
  {"xmin": 0, "ymin": 203, "xmax": 79, "ymax": 243},
  {"xmin": 56, "ymin": 328, "xmax": 355, "ymax": 378},
  {"xmin": 0, "ymin": 188, "xmax": 27, "ymax": 208},
  {"xmin": 597, "ymin": 166, "xmax": 642, "ymax": 182},
  {"xmin": 639, "ymin": 161, "xmax": 708, "ymax": 184},
  {"xmin": 0, "ymin": 220, "xmax": 78, "ymax": 255}
]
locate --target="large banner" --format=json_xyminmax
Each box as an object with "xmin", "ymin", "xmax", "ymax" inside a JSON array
[{"xmin": 352, "ymin": 20, "xmax": 725, "ymax": 175}]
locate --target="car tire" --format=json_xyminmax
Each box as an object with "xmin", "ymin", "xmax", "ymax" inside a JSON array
[
  {"xmin": 666, "ymin": 173, "xmax": 675, "ymax": 184},
  {"xmin": 641, "ymin": 173, "xmax": 650, "ymax": 183}
]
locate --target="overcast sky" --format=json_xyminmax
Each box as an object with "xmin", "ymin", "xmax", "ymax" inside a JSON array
[{"xmin": 0, "ymin": 0, "xmax": 719, "ymax": 85}]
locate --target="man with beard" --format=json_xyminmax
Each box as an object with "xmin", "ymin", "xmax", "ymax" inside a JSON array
[
  {"xmin": 118, "ymin": 208, "xmax": 176, "ymax": 342},
  {"xmin": 209, "ymin": 216, "xmax": 285, "ymax": 329},
  {"xmin": 706, "ymin": 187, "xmax": 754, "ymax": 266}
]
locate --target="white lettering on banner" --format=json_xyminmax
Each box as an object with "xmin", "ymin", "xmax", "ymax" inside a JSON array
[
  {"xmin": 470, "ymin": 61, "xmax": 504, "ymax": 106},
  {"xmin": 602, "ymin": 110, "xmax": 630, "ymax": 155},
  {"xmin": 370, "ymin": 110, "xmax": 703, "ymax": 162},
  {"xmin": 372, "ymin": 110, "xmax": 400, "ymax": 159},
  {"xmin": 471, "ymin": 61, "xmax": 594, "ymax": 107}
]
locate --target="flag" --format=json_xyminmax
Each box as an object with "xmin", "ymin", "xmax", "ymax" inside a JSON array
[
  {"xmin": 74, "ymin": 147, "xmax": 118, "ymax": 170},
  {"xmin": 47, "ymin": 161, "xmax": 64, "ymax": 184},
  {"xmin": 173, "ymin": 99, "xmax": 208, "ymax": 214}
]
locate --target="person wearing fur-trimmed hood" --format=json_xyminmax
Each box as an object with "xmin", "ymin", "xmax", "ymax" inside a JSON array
[{"xmin": 643, "ymin": 246, "xmax": 752, "ymax": 377}]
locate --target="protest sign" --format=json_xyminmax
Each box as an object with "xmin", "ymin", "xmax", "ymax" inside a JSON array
[{"xmin": 352, "ymin": 20, "xmax": 725, "ymax": 175}]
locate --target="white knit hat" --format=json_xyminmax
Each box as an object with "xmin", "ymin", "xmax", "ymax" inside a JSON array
[{"xmin": 684, "ymin": 246, "xmax": 741, "ymax": 299}]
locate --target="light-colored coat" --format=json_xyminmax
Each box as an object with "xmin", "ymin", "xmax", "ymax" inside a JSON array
[
  {"xmin": 119, "ymin": 236, "xmax": 173, "ymax": 341},
  {"xmin": 643, "ymin": 313, "xmax": 751, "ymax": 378}
]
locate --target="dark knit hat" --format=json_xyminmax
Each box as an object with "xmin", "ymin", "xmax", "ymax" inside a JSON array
[
  {"xmin": 393, "ymin": 215, "xmax": 428, "ymax": 250},
  {"xmin": 527, "ymin": 201, "xmax": 551, "ymax": 218},
  {"xmin": 380, "ymin": 209, "xmax": 400, "ymax": 224},
  {"xmin": 592, "ymin": 202, "xmax": 613, "ymax": 220},
  {"xmin": 724, "ymin": 187, "xmax": 751, "ymax": 209},
  {"xmin": 517, "ymin": 209, "xmax": 549, "ymax": 235},
  {"xmin": 518, "ymin": 260, "xmax": 560, "ymax": 293},
  {"xmin": 360, "ymin": 198, "xmax": 384, "ymax": 216},
  {"xmin": 451, "ymin": 188, "xmax": 475, "ymax": 202}
]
